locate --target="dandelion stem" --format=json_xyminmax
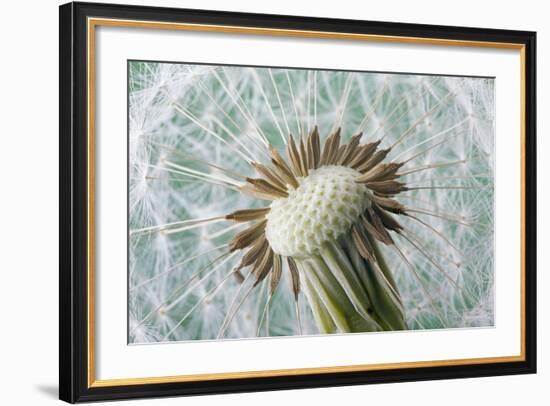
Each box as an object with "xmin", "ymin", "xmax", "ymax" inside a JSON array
[
  {"xmin": 214, "ymin": 69, "xmax": 270, "ymax": 148},
  {"xmin": 405, "ymin": 186, "xmax": 487, "ymax": 192},
  {"xmin": 404, "ymin": 213, "xmax": 463, "ymax": 255},
  {"xmin": 149, "ymin": 141, "xmax": 247, "ymax": 181},
  {"xmin": 142, "ymin": 163, "xmax": 240, "ymax": 191},
  {"xmin": 331, "ymin": 73, "xmax": 355, "ymax": 133},
  {"xmin": 203, "ymin": 223, "xmax": 246, "ymax": 240},
  {"xmin": 163, "ymin": 160, "xmax": 243, "ymax": 188},
  {"xmin": 165, "ymin": 251, "xmax": 240, "ymax": 312},
  {"xmin": 313, "ymin": 71, "xmax": 318, "ymax": 128},
  {"xmin": 398, "ymin": 231, "xmax": 468, "ymax": 297},
  {"xmin": 217, "ymin": 272, "xmax": 256, "ymax": 338},
  {"xmin": 300, "ymin": 269, "xmax": 336, "ymax": 334},
  {"xmin": 285, "ymin": 70, "xmax": 302, "ymax": 136},
  {"xmin": 357, "ymin": 81, "xmax": 388, "ymax": 133},
  {"xmin": 379, "ymin": 79, "xmax": 442, "ymax": 139},
  {"xmin": 131, "ymin": 251, "xmax": 237, "ymax": 332},
  {"xmin": 251, "ymin": 69, "xmax": 287, "ymax": 145},
  {"xmin": 130, "ymin": 244, "xmax": 229, "ymax": 291},
  {"xmin": 162, "ymin": 266, "xmax": 239, "ymax": 340},
  {"xmin": 391, "ymin": 89, "xmax": 457, "ymax": 149},
  {"xmin": 405, "ymin": 207, "xmax": 470, "ymax": 226},
  {"xmin": 405, "ymin": 173, "xmax": 492, "ymax": 186},
  {"xmin": 256, "ymin": 282, "xmax": 278, "ymax": 337},
  {"xmin": 391, "ymin": 118, "xmax": 468, "ymax": 162},
  {"xmin": 193, "ymin": 68, "xmax": 271, "ymax": 158},
  {"xmin": 171, "ymin": 101, "xmax": 256, "ymax": 165},
  {"xmin": 398, "ymin": 139, "xmax": 448, "ymax": 165},
  {"xmin": 268, "ymin": 68, "xmax": 291, "ymax": 141},
  {"xmin": 392, "ymin": 244, "xmax": 448, "ymax": 327},
  {"xmin": 130, "ymin": 216, "xmax": 226, "ymax": 236},
  {"xmin": 398, "ymin": 159, "xmax": 467, "ymax": 176}
]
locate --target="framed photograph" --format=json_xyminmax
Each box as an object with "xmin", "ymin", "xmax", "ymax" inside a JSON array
[{"xmin": 59, "ymin": 1, "xmax": 536, "ymax": 403}]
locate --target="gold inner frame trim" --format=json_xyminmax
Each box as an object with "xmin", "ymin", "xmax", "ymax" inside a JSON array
[{"xmin": 87, "ymin": 17, "xmax": 527, "ymax": 388}]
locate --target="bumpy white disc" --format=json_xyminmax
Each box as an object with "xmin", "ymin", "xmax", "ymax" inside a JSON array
[{"xmin": 265, "ymin": 165, "xmax": 369, "ymax": 258}]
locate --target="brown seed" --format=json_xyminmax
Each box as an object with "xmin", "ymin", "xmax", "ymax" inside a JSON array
[
  {"xmin": 240, "ymin": 184, "xmax": 280, "ymax": 201},
  {"xmin": 363, "ymin": 210, "xmax": 394, "ymax": 245},
  {"xmin": 269, "ymin": 144, "xmax": 292, "ymax": 173},
  {"xmin": 287, "ymin": 134, "xmax": 305, "ymax": 177},
  {"xmin": 370, "ymin": 194, "xmax": 406, "ymax": 214},
  {"xmin": 361, "ymin": 213, "xmax": 386, "ymax": 244},
  {"xmin": 334, "ymin": 145, "xmax": 347, "ymax": 164},
  {"xmin": 338, "ymin": 132, "xmax": 363, "ymax": 166},
  {"xmin": 307, "ymin": 126, "xmax": 321, "ymax": 169},
  {"xmin": 270, "ymin": 254, "xmax": 283, "ymax": 295},
  {"xmin": 225, "ymin": 207, "xmax": 270, "ymax": 222},
  {"xmin": 299, "ymin": 135, "xmax": 309, "ymax": 176},
  {"xmin": 238, "ymin": 237, "xmax": 268, "ymax": 268},
  {"xmin": 351, "ymin": 224, "xmax": 375, "ymax": 262},
  {"xmin": 287, "ymin": 257, "xmax": 301, "ymax": 301},
  {"xmin": 253, "ymin": 248, "xmax": 274, "ymax": 287},
  {"xmin": 372, "ymin": 204, "xmax": 403, "ymax": 232},
  {"xmin": 356, "ymin": 162, "xmax": 403, "ymax": 183},
  {"xmin": 229, "ymin": 220, "xmax": 267, "ymax": 251},
  {"xmin": 349, "ymin": 140, "xmax": 381, "ymax": 169},
  {"xmin": 233, "ymin": 270, "xmax": 245, "ymax": 284},
  {"xmin": 365, "ymin": 180, "xmax": 408, "ymax": 195},
  {"xmin": 245, "ymin": 177, "xmax": 289, "ymax": 198},
  {"xmin": 327, "ymin": 128, "xmax": 342, "ymax": 164},
  {"xmin": 320, "ymin": 127, "xmax": 341, "ymax": 165},
  {"xmin": 252, "ymin": 162, "xmax": 287, "ymax": 191},
  {"xmin": 356, "ymin": 148, "xmax": 391, "ymax": 173},
  {"xmin": 269, "ymin": 145, "xmax": 299, "ymax": 188},
  {"xmin": 270, "ymin": 159, "xmax": 299, "ymax": 189}
]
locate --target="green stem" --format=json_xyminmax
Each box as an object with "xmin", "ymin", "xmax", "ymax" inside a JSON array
[
  {"xmin": 298, "ymin": 237, "xmax": 407, "ymax": 334},
  {"xmin": 369, "ymin": 236, "xmax": 401, "ymax": 301},
  {"xmin": 343, "ymin": 235, "xmax": 406, "ymax": 330},
  {"xmin": 299, "ymin": 265, "xmax": 337, "ymax": 334}
]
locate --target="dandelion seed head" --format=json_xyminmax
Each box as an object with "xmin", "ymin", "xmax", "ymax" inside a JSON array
[{"xmin": 265, "ymin": 165, "xmax": 368, "ymax": 257}]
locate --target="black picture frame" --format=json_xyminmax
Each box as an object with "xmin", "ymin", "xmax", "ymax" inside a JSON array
[{"xmin": 59, "ymin": 1, "xmax": 537, "ymax": 403}]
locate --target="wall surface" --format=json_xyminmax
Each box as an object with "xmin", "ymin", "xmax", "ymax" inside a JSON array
[{"xmin": 0, "ymin": 0, "xmax": 546, "ymax": 404}]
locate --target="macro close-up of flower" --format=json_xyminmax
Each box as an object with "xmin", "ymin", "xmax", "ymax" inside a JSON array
[{"xmin": 128, "ymin": 62, "xmax": 495, "ymax": 343}]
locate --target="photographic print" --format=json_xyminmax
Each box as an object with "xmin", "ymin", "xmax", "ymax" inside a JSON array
[
  {"xmin": 60, "ymin": 4, "xmax": 536, "ymax": 401},
  {"xmin": 128, "ymin": 62, "xmax": 495, "ymax": 343}
]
